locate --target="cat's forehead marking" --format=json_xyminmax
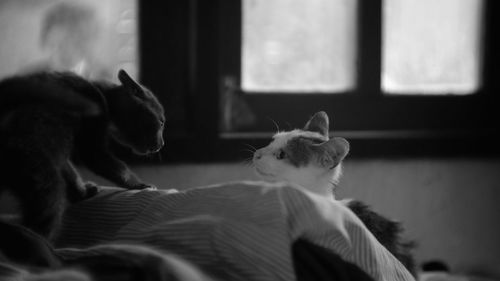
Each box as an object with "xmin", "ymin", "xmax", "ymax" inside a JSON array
[
  {"xmin": 267, "ymin": 130, "xmax": 329, "ymax": 167},
  {"xmin": 272, "ymin": 130, "xmax": 327, "ymax": 146}
]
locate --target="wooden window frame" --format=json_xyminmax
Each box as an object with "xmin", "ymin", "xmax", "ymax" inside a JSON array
[{"xmin": 136, "ymin": 0, "xmax": 500, "ymax": 163}]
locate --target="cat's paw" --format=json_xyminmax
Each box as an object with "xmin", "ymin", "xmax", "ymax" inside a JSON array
[
  {"xmin": 127, "ymin": 182, "xmax": 157, "ymax": 190},
  {"xmin": 83, "ymin": 182, "xmax": 100, "ymax": 198},
  {"xmin": 67, "ymin": 182, "xmax": 100, "ymax": 202}
]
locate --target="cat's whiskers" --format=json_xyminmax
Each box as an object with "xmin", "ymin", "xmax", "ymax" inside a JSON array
[
  {"xmin": 241, "ymin": 156, "xmax": 254, "ymax": 167},
  {"xmin": 241, "ymin": 149, "xmax": 257, "ymax": 158},
  {"xmin": 239, "ymin": 142, "xmax": 258, "ymax": 169},
  {"xmin": 329, "ymin": 180, "xmax": 338, "ymax": 191},
  {"xmin": 266, "ymin": 117, "xmax": 281, "ymax": 134},
  {"xmin": 242, "ymin": 143, "xmax": 257, "ymax": 152},
  {"xmin": 241, "ymin": 144, "xmax": 257, "ymax": 166}
]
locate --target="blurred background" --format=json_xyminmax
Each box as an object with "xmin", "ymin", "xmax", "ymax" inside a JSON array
[
  {"xmin": 0, "ymin": 0, "xmax": 137, "ymax": 80},
  {"xmin": 0, "ymin": 0, "xmax": 499, "ymax": 279}
]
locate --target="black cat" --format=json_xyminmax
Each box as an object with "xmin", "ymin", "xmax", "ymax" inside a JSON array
[{"xmin": 0, "ymin": 70, "xmax": 165, "ymax": 240}]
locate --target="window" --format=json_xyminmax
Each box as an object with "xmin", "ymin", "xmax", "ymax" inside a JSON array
[
  {"xmin": 240, "ymin": 0, "xmax": 484, "ymax": 96},
  {"xmin": 136, "ymin": 1, "xmax": 499, "ymax": 161},
  {"xmin": 204, "ymin": 0, "xmax": 499, "ymax": 158},
  {"xmin": 242, "ymin": 0, "xmax": 357, "ymax": 93},
  {"xmin": 382, "ymin": 0, "xmax": 483, "ymax": 95}
]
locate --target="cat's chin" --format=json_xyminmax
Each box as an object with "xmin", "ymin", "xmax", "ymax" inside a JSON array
[
  {"xmin": 108, "ymin": 125, "xmax": 162, "ymax": 155},
  {"xmin": 254, "ymin": 166, "xmax": 275, "ymax": 179}
]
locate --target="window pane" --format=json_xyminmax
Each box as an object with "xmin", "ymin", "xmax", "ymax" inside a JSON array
[
  {"xmin": 0, "ymin": 0, "xmax": 138, "ymax": 81},
  {"xmin": 382, "ymin": 0, "xmax": 483, "ymax": 95},
  {"xmin": 242, "ymin": 0, "xmax": 357, "ymax": 93}
]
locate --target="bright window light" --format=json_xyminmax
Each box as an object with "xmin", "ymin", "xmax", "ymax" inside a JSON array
[
  {"xmin": 382, "ymin": 0, "xmax": 483, "ymax": 95},
  {"xmin": 242, "ymin": 0, "xmax": 357, "ymax": 93}
]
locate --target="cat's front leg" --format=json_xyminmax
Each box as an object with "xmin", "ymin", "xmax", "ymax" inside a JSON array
[
  {"xmin": 81, "ymin": 150, "xmax": 156, "ymax": 190},
  {"xmin": 117, "ymin": 165, "xmax": 157, "ymax": 190},
  {"xmin": 62, "ymin": 160, "xmax": 99, "ymax": 202}
]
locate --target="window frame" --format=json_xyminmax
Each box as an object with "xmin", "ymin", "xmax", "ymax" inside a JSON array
[
  {"xmin": 137, "ymin": 0, "xmax": 500, "ymax": 163},
  {"xmin": 217, "ymin": 0, "xmax": 499, "ymax": 154},
  {"xmin": 219, "ymin": 0, "xmax": 497, "ymax": 131}
]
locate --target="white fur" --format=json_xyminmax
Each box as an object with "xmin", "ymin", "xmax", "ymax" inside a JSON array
[
  {"xmin": 273, "ymin": 129, "xmax": 327, "ymax": 143},
  {"xmin": 253, "ymin": 131, "xmax": 341, "ymax": 198}
]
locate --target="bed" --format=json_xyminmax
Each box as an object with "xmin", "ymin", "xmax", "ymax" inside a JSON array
[{"xmin": 0, "ymin": 181, "xmax": 414, "ymax": 281}]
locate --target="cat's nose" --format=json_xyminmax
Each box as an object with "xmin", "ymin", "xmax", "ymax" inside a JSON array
[{"xmin": 254, "ymin": 150, "xmax": 262, "ymax": 160}]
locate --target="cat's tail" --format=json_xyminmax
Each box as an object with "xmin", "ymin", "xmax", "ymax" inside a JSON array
[{"xmin": 0, "ymin": 76, "xmax": 101, "ymax": 117}]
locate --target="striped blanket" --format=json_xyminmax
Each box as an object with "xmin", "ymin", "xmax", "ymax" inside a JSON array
[{"xmin": 55, "ymin": 181, "xmax": 414, "ymax": 281}]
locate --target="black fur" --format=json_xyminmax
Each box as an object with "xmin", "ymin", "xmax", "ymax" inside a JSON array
[
  {"xmin": 0, "ymin": 70, "xmax": 165, "ymax": 239},
  {"xmin": 346, "ymin": 200, "xmax": 417, "ymax": 275}
]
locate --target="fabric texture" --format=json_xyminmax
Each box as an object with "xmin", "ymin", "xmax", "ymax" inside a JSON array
[
  {"xmin": 56, "ymin": 181, "xmax": 415, "ymax": 281},
  {"xmin": 293, "ymin": 238, "xmax": 376, "ymax": 281},
  {"xmin": 0, "ymin": 220, "xmax": 211, "ymax": 281}
]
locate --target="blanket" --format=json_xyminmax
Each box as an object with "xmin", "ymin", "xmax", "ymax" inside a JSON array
[{"xmin": 54, "ymin": 181, "xmax": 414, "ymax": 281}]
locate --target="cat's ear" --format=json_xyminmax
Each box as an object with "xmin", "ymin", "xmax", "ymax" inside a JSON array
[
  {"xmin": 304, "ymin": 111, "xmax": 329, "ymax": 137},
  {"xmin": 317, "ymin": 137, "xmax": 350, "ymax": 169},
  {"xmin": 118, "ymin": 69, "xmax": 144, "ymax": 96},
  {"xmin": 118, "ymin": 69, "xmax": 138, "ymax": 87}
]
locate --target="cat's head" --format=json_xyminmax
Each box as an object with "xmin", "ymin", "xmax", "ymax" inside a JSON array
[
  {"xmin": 253, "ymin": 111, "xmax": 349, "ymax": 196},
  {"xmin": 107, "ymin": 69, "xmax": 165, "ymax": 155}
]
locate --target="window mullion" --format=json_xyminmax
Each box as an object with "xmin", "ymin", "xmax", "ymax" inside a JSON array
[
  {"xmin": 357, "ymin": 0, "xmax": 382, "ymax": 97},
  {"xmin": 219, "ymin": 0, "xmax": 242, "ymax": 82},
  {"xmin": 482, "ymin": 0, "xmax": 498, "ymax": 95}
]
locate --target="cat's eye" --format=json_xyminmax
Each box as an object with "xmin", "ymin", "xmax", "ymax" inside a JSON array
[
  {"xmin": 159, "ymin": 121, "xmax": 164, "ymax": 127},
  {"xmin": 276, "ymin": 150, "xmax": 286, "ymax": 160}
]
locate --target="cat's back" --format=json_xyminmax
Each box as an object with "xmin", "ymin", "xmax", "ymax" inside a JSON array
[
  {"xmin": 0, "ymin": 71, "xmax": 102, "ymax": 118},
  {"xmin": 0, "ymin": 104, "xmax": 79, "ymax": 158}
]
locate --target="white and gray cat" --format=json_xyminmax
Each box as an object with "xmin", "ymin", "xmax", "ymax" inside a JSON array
[
  {"xmin": 252, "ymin": 111, "xmax": 416, "ymax": 274},
  {"xmin": 253, "ymin": 111, "xmax": 348, "ymax": 198}
]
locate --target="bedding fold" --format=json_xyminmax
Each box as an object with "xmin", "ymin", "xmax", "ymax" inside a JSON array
[{"xmin": 56, "ymin": 181, "xmax": 414, "ymax": 281}]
